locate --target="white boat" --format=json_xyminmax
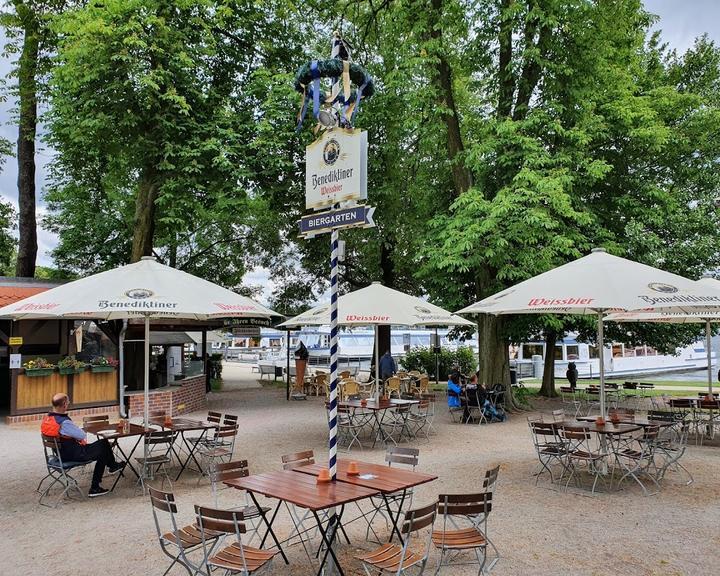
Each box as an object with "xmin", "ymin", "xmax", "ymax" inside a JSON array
[
  {"xmin": 244, "ymin": 327, "xmax": 476, "ymax": 371},
  {"xmin": 511, "ymin": 336, "xmax": 716, "ymax": 379}
]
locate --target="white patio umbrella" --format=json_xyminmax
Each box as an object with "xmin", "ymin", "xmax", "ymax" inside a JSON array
[
  {"xmin": 456, "ymin": 248, "xmax": 720, "ymax": 416},
  {"xmin": 0, "ymin": 256, "xmax": 280, "ymax": 425},
  {"xmin": 278, "ymin": 282, "xmax": 474, "ymax": 399},
  {"xmin": 605, "ymin": 276, "xmax": 720, "ymax": 395}
]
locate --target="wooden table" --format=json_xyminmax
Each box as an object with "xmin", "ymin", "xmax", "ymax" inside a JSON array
[
  {"xmin": 559, "ymin": 420, "xmax": 642, "ymax": 434},
  {"xmin": 576, "ymin": 415, "xmax": 674, "ymax": 428},
  {"xmin": 83, "ymin": 422, "xmax": 149, "ymax": 490},
  {"xmin": 294, "ymin": 459, "xmax": 437, "ymax": 542},
  {"xmin": 149, "ymin": 417, "xmax": 216, "ymax": 480},
  {"xmin": 339, "ymin": 399, "xmax": 419, "ymax": 447},
  {"xmin": 226, "ymin": 469, "xmax": 379, "ymax": 576}
]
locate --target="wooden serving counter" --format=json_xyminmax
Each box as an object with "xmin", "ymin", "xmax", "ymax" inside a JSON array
[{"xmin": 11, "ymin": 368, "xmax": 118, "ymax": 415}]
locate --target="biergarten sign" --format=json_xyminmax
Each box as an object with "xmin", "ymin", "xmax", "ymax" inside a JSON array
[
  {"xmin": 305, "ymin": 128, "xmax": 367, "ymax": 210},
  {"xmin": 298, "ymin": 205, "xmax": 375, "ymax": 238}
]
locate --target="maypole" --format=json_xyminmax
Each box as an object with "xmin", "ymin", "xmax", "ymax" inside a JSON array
[{"xmin": 295, "ymin": 33, "xmax": 375, "ymax": 482}]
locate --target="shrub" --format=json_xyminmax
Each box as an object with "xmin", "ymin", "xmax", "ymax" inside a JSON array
[{"xmin": 401, "ymin": 346, "xmax": 477, "ymax": 379}]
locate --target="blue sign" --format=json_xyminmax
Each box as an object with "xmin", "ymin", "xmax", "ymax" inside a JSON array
[{"xmin": 299, "ymin": 205, "xmax": 375, "ymax": 237}]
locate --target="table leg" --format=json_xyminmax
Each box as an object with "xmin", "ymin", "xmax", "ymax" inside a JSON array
[
  {"xmin": 382, "ymin": 491, "xmax": 407, "ymax": 543},
  {"xmin": 313, "ymin": 506, "xmax": 346, "ymax": 576},
  {"xmin": 253, "ymin": 494, "xmax": 288, "ymax": 564},
  {"xmin": 109, "ymin": 434, "xmax": 144, "ymax": 491},
  {"xmin": 174, "ymin": 429, "xmax": 208, "ymax": 481}
]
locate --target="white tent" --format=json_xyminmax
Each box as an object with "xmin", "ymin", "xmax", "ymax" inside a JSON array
[
  {"xmin": 278, "ymin": 282, "xmax": 474, "ymax": 399},
  {"xmin": 457, "ymin": 249, "xmax": 720, "ymax": 416},
  {"xmin": 606, "ymin": 276, "xmax": 720, "ymax": 395},
  {"xmin": 0, "ymin": 257, "xmax": 280, "ymax": 425}
]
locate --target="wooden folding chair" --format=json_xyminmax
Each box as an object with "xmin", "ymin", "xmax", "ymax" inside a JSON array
[{"xmin": 195, "ymin": 505, "xmax": 277, "ymax": 575}]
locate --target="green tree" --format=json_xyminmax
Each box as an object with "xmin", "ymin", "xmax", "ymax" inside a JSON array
[
  {"xmin": 0, "ymin": 198, "xmax": 17, "ymax": 274},
  {"xmin": 1, "ymin": 1, "xmax": 70, "ymax": 277},
  {"xmin": 44, "ymin": 0, "xmax": 311, "ymax": 285}
]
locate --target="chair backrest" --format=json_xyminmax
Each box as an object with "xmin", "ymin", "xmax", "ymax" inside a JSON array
[
  {"xmin": 483, "ymin": 465, "xmax": 500, "ymax": 492},
  {"xmin": 315, "ymin": 373, "xmax": 328, "ymax": 386},
  {"xmin": 339, "ymin": 370, "xmax": 351, "ymax": 379},
  {"xmin": 418, "ymin": 376, "xmax": 430, "ymax": 392},
  {"xmin": 605, "ymin": 382, "xmax": 618, "ymax": 390},
  {"xmin": 561, "ymin": 426, "xmax": 591, "ymax": 442},
  {"xmin": 438, "ymin": 491, "xmax": 492, "ymax": 518},
  {"xmin": 386, "ymin": 446, "xmax": 419, "ymax": 468},
  {"xmin": 148, "ymin": 487, "xmax": 185, "ymax": 551},
  {"xmin": 145, "ymin": 430, "xmax": 175, "ymax": 446},
  {"xmin": 210, "ymin": 460, "xmax": 249, "ymax": 505},
  {"xmin": 386, "ymin": 376, "xmax": 401, "ymax": 391},
  {"xmin": 282, "ymin": 449, "xmax": 315, "ymax": 470},
  {"xmin": 207, "ymin": 411, "xmax": 222, "ymax": 425},
  {"xmin": 669, "ymin": 398, "xmax": 694, "ymax": 409},
  {"xmin": 222, "ymin": 413, "xmax": 238, "ymax": 426},
  {"xmin": 341, "ymin": 379, "xmax": 360, "ymax": 397},
  {"xmin": 83, "ymin": 415, "xmax": 110, "ymax": 427},
  {"xmin": 401, "ymin": 501, "xmax": 437, "ymax": 535},
  {"xmin": 41, "ymin": 434, "xmax": 62, "ymax": 467},
  {"xmin": 623, "ymin": 381, "xmax": 637, "ymax": 389},
  {"xmin": 195, "ymin": 505, "xmax": 246, "ymax": 534},
  {"xmin": 551, "ymin": 409, "xmax": 564, "ymax": 422},
  {"xmin": 639, "ymin": 382, "xmax": 655, "ymax": 389}
]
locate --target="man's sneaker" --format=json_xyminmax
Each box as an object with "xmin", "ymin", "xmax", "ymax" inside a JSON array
[
  {"xmin": 107, "ymin": 463, "xmax": 124, "ymax": 476},
  {"xmin": 88, "ymin": 486, "xmax": 110, "ymax": 498}
]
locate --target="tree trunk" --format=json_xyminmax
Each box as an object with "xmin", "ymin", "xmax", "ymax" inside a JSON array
[
  {"xmin": 130, "ymin": 168, "xmax": 158, "ymax": 262},
  {"xmin": 430, "ymin": 0, "xmax": 472, "ymax": 197},
  {"xmin": 14, "ymin": 2, "xmax": 39, "ymax": 278},
  {"xmin": 497, "ymin": 0, "xmax": 516, "ymax": 119},
  {"xmin": 539, "ymin": 329, "xmax": 558, "ymax": 397}
]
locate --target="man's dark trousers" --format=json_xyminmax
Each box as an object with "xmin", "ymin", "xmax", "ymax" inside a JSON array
[{"xmin": 60, "ymin": 439, "xmax": 118, "ymax": 489}]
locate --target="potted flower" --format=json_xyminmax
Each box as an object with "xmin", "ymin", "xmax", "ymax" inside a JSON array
[
  {"xmin": 23, "ymin": 358, "xmax": 56, "ymax": 377},
  {"xmin": 58, "ymin": 355, "xmax": 87, "ymax": 375},
  {"xmin": 89, "ymin": 356, "xmax": 119, "ymax": 373}
]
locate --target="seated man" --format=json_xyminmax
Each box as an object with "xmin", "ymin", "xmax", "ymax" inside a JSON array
[
  {"xmin": 41, "ymin": 393, "xmax": 123, "ymax": 497},
  {"xmin": 447, "ymin": 372, "xmax": 472, "ymax": 422}
]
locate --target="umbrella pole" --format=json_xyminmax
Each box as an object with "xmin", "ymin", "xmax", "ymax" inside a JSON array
[
  {"xmin": 144, "ymin": 315, "xmax": 150, "ymax": 428},
  {"xmin": 374, "ymin": 326, "xmax": 379, "ymax": 402},
  {"xmin": 597, "ymin": 311, "xmax": 606, "ymax": 418},
  {"xmin": 706, "ymin": 319, "xmax": 713, "ymax": 395}
]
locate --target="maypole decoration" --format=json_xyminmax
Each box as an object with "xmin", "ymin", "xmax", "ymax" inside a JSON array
[{"xmin": 295, "ymin": 33, "xmax": 375, "ymax": 487}]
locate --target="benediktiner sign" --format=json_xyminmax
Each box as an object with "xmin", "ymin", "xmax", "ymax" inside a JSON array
[{"xmin": 305, "ymin": 128, "xmax": 367, "ymax": 210}]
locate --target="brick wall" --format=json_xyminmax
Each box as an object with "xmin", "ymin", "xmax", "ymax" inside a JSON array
[
  {"xmin": 127, "ymin": 375, "xmax": 207, "ymax": 418},
  {"xmin": 6, "ymin": 404, "xmax": 119, "ymax": 426}
]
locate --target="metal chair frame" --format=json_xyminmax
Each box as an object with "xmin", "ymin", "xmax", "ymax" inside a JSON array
[
  {"xmin": 149, "ymin": 486, "xmax": 219, "ymax": 576},
  {"xmin": 38, "ymin": 435, "xmax": 90, "ymax": 507},
  {"xmin": 433, "ymin": 491, "xmax": 493, "ymax": 576},
  {"xmin": 357, "ymin": 502, "xmax": 437, "ymax": 576},
  {"xmin": 195, "ymin": 505, "xmax": 276, "ymax": 576},
  {"xmin": 136, "ymin": 429, "xmax": 175, "ymax": 495}
]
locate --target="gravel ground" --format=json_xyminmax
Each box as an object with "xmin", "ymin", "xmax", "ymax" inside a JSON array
[{"xmin": 1, "ymin": 372, "xmax": 718, "ymax": 576}]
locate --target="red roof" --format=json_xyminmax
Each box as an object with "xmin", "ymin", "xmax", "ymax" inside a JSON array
[{"xmin": 0, "ymin": 286, "xmax": 50, "ymax": 306}]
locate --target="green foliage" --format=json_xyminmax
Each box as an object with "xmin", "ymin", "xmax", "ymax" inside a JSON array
[
  {"xmin": 43, "ymin": 0, "xmax": 313, "ymax": 285},
  {"xmin": 401, "ymin": 346, "xmax": 477, "ymax": 379},
  {"xmin": 0, "ymin": 198, "xmax": 16, "ymax": 274}
]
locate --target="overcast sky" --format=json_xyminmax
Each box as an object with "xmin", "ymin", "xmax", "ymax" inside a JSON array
[{"xmin": 0, "ymin": 1, "xmax": 717, "ymax": 298}]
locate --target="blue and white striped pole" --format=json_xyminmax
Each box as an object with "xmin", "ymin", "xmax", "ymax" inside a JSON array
[{"xmin": 328, "ymin": 228, "xmax": 339, "ymax": 481}]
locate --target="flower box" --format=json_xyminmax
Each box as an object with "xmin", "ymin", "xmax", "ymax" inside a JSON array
[
  {"xmin": 59, "ymin": 366, "xmax": 86, "ymax": 375},
  {"xmin": 24, "ymin": 368, "xmax": 55, "ymax": 377},
  {"xmin": 90, "ymin": 365, "xmax": 116, "ymax": 373}
]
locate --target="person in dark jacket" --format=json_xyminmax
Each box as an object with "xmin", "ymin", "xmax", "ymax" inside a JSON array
[
  {"xmin": 566, "ymin": 362, "xmax": 579, "ymax": 389},
  {"xmin": 379, "ymin": 351, "xmax": 396, "ymax": 381},
  {"xmin": 40, "ymin": 393, "xmax": 123, "ymax": 497}
]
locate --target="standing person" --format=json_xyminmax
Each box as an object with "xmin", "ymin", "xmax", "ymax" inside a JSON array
[
  {"xmin": 566, "ymin": 362, "xmax": 579, "ymax": 389},
  {"xmin": 379, "ymin": 350, "xmax": 397, "ymax": 382},
  {"xmin": 40, "ymin": 393, "xmax": 123, "ymax": 497}
]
